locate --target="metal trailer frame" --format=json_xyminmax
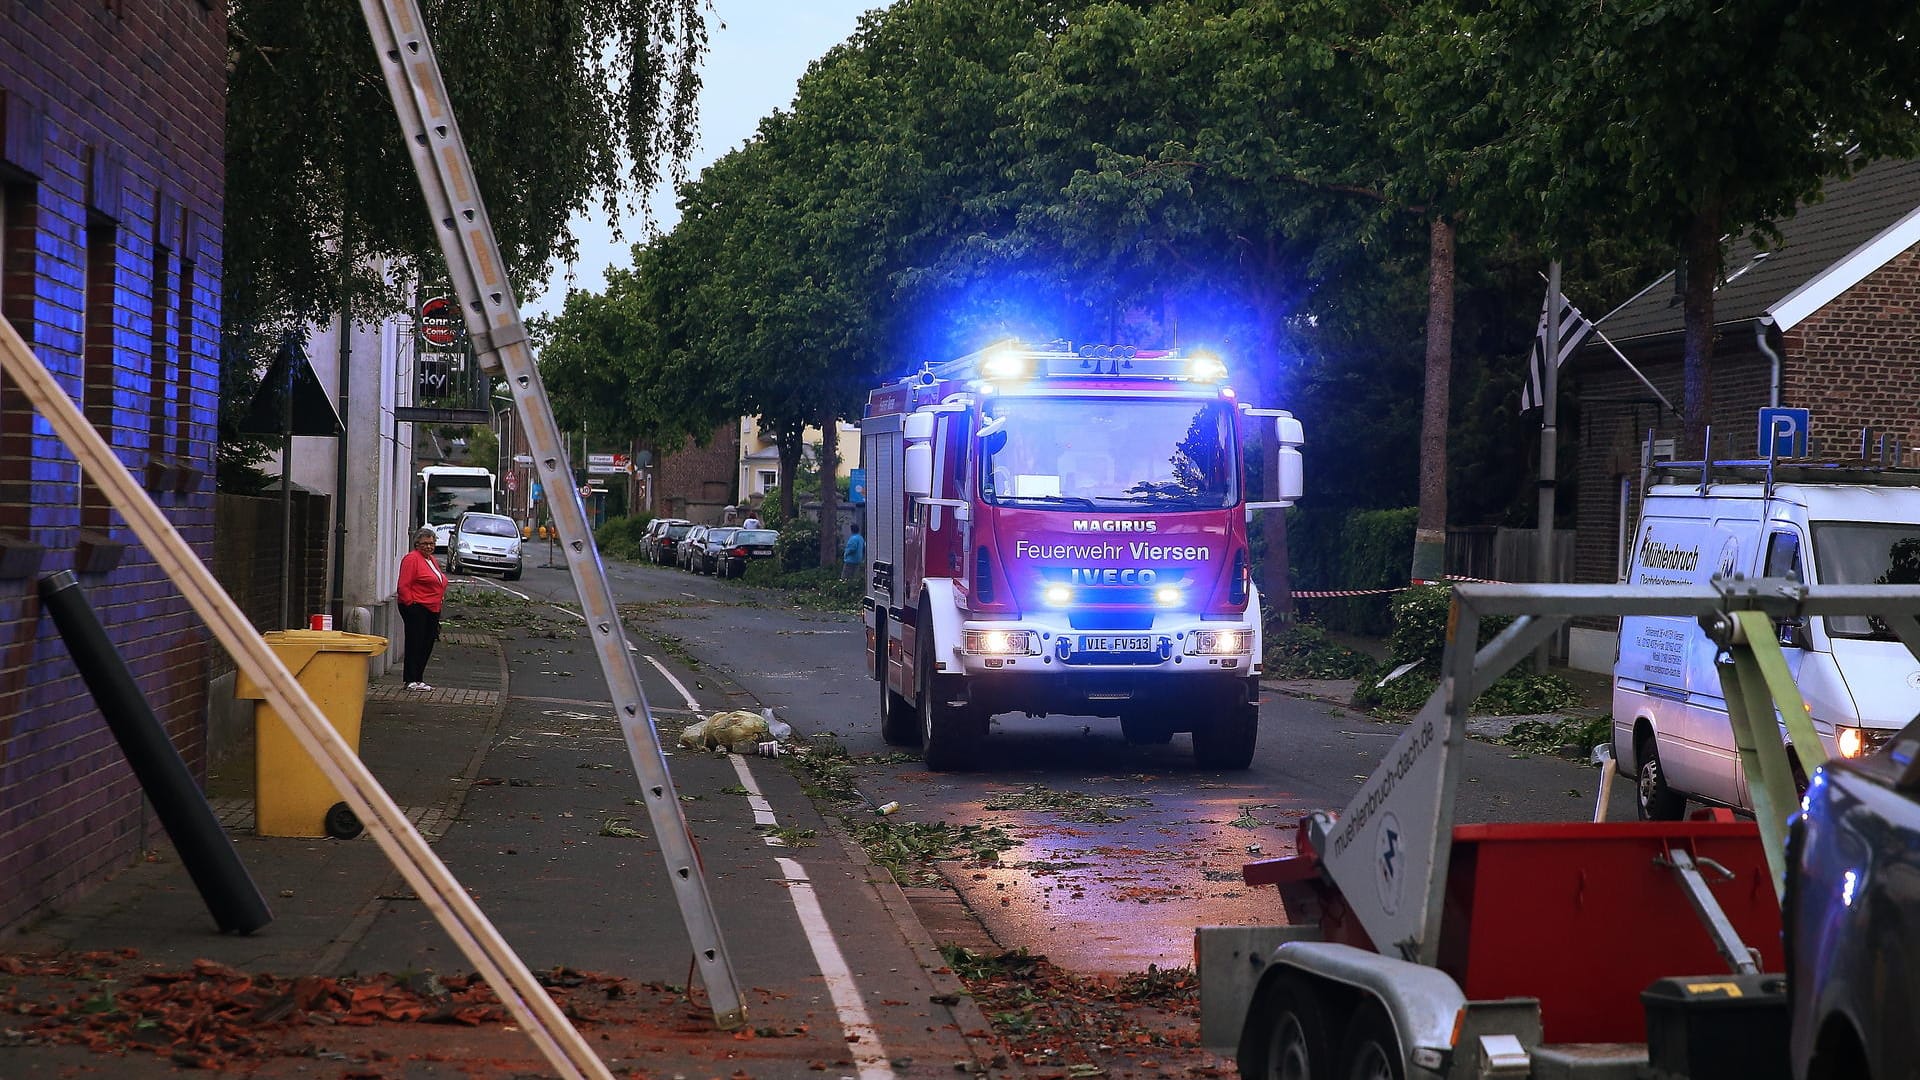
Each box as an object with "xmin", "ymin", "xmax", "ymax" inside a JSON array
[{"xmin": 1207, "ymin": 579, "xmax": 1920, "ymax": 1079}]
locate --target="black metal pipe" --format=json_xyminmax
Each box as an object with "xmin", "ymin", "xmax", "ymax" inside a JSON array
[{"xmin": 38, "ymin": 571, "xmax": 273, "ymax": 934}]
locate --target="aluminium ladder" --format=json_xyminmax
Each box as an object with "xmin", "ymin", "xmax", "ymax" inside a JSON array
[{"xmin": 358, "ymin": 0, "xmax": 742, "ymax": 1032}]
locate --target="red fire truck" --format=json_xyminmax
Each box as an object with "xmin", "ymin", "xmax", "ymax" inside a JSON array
[{"xmin": 859, "ymin": 341, "xmax": 1304, "ymax": 770}]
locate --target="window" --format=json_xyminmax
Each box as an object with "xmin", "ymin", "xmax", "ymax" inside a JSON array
[
  {"xmin": 1763, "ymin": 531, "xmax": 1802, "ymax": 580},
  {"xmin": 1812, "ymin": 522, "xmax": 1920, "ymax": 639},
  {"xmin": 80, "ymin": 212, "xmax": 118, "ymax": 531},
  {"xmin": 0, "ymin": 178, "xmax": 34, "ymax": 532},
  {"xmin": 757, "ymin": 469, "xmax": 776, "ymax": 492},
  {"xmin": 980, "ymin": 397, "xmax": 1237, "ymax": 510},
  {"xmin": 173, "ymin": 256, "xmax": 195, "ymax": 462},
  {"xmin": 146, "ymin": 235, "xmax": 172, "ymax": 467}
]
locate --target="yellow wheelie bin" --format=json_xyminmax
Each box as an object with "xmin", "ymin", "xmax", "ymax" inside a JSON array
[{"xmin": 234, "ymin": 630, "xmax": 388, "ymax": 838}]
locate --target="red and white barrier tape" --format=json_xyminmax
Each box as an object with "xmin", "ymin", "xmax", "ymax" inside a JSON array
[{"xmin": 1292, "ymin": 574, "xmax": 1507, "ymax": 599}]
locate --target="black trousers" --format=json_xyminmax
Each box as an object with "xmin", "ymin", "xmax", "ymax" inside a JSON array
[{"xmin": 399, "ymin": 602, "xmax": 440, "ymax": 684}]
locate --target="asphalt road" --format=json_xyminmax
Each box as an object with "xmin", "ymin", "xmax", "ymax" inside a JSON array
[{"xmin": 468, "ymin": 554, "xmax": 1635, "ymax": 975}]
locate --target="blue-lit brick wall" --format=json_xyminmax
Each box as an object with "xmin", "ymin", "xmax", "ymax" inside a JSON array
[{"xmin": 0, "ymin": 2, "xmax": 225, "ymax": 932}]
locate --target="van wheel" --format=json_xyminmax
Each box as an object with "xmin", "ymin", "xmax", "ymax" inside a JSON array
[{"xmin": 1636, "ymin": 737, "xmax": 1686, "ymax": 821}]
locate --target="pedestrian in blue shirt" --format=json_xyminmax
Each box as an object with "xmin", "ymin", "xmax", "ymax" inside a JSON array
[{"xmin": 841, "ymin": 523, "xmax": 865, "ymax": 581}]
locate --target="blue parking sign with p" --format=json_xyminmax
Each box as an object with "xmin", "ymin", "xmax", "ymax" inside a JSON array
[{"xmin": 1759, "ymin": 407, "xmax": 1810, "ymax": 458}]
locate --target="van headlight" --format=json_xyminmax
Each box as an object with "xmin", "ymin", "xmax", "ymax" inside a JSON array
[
  {"xmin": 963, "ymin": 629, "xmax": 1039, "ymax": 656},
  {"xmin": 1188, "ymin": 629, "xmax": 1249, "ymax": 655}
]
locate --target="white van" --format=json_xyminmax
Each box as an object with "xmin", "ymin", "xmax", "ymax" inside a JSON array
[{"xmin": 1613, "ymin": 462, "xmax": 1920, "ymax": 819}]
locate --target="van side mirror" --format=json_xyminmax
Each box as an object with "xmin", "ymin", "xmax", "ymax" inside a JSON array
[{"xmin": 1776, "ymin": 617, "xmax": 1810, "ymax": 651}]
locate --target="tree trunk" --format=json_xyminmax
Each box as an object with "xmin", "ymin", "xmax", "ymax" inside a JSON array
[
  {"xmin": 1680, "ymin": 208, "xmax": 1723, "ymax": 458},
  {"xmin": 775, "ymin": 423, "xmax": 803, "ymax": 522},
  {"xmin": 1410, "ymin": 215, "xmax": 1456, "ymax": 584},
  {"xmin": 817, "ymin": 412, "xmax": 840, "ymax": 569}
]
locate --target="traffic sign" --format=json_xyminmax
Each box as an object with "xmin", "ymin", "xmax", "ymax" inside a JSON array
[
  {"xmin": 420, "ymin": 296, "xmax": 460, "ymax": 347},
  {"xmin": 504, "ymin": 471, "xmax": 517, "ymax": 492},
  {"xmin": 1759, "ymin": 407, "xmax": 1810, "ymax": 458}
]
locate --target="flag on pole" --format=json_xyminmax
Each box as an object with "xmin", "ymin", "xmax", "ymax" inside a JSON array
[{"xmin": 1520, "ymin": 291, "xmax": 1595, "ymax": 412}]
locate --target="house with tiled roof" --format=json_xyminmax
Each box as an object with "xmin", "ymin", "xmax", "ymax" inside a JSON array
[{"xmin": 1565, "ymin": 158, "xmax": 1920, "ymax": 671}]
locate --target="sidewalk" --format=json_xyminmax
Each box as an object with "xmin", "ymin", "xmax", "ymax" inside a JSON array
[{"xmin": 0, "ymin": 616, "xmax": 1001, "ymax": 1079}]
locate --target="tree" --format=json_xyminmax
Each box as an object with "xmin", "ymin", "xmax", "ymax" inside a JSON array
[
  {"xmin": 1493, "ymin": 1, "xmax": 1920, "ymax": 454},
  {"xmin": 224, "ymin": 1, "xmax": 705, "ymax": 327}
]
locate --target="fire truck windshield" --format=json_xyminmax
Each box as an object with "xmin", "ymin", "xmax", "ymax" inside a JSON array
[{"xmin": 979, "ymin": 397, "xmax": 1236, "ymax": 510}]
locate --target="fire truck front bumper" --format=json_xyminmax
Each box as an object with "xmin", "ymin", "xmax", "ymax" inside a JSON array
[{"xmin": 947, "ymin": 622, "xmax": 1259, "ymax": 717}]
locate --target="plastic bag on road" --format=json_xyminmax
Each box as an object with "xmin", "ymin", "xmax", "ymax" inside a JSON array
[{"xmin": 679, "ymin": 708, "xmax": 792, "ymax": 753}]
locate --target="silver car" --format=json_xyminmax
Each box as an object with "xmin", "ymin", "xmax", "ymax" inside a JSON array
[{"xmin": 449, "ymin": 512, "xmax": 524, "ymax": 580}]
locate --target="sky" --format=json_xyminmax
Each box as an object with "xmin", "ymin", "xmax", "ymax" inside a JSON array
[{"xmin": 520, "ymin": 1, "xmax": 883, "ymax": 321}]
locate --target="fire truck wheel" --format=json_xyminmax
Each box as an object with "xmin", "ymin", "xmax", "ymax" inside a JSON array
[
  {"xmin": 918, "ymin": 631, "xmax": 977, "ymax": 771},
  {"xmin": 1120, "ymin": 714, "xmax": 1174, "ymax": 745},
  {"xmin": 881, "ymin": 679, "xmax": 918, "ymax": 746},
  {"xmin": 1192, "ymin": 701, "xmax": 1257, "ymax": 770}
]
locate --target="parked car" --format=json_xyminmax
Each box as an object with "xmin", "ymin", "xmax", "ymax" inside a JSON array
[
  {"xmin": 713, "ymin": 528, "xmax": 778, "ymax": 578},
  {"xmin": 1787, "ymin": 714, "xmax": 1920, "ymax": 1080},
  {"xmin": 449, "ymin": 511, "xmax": 524, "ymax": 580},
  {"xmin": 643, "ymin": 518, "xmax": 691, "ymax": 565},
  {"xmin": 677, "ymin": 525, "xmax": 711, "ymax": 570},
  {"xmin": 688, "ymin": 527, "xmax": 739, "ymax": 574}
]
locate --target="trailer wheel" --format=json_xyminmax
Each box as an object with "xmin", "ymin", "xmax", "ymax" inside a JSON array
[
  {"xmin": 1339, "ymin": 1002, "xmax": 1402, "ymax": 1080},
  {"xmin": 918, "ymin": 626, "xmax": 977, "ymax": 771},
  {"xmin": 1635, "ymin": 733, "xmax": 1686, "ymax": 821},
  {"xmin": 1192, "ymin": 700, "xmax": 1257, "ymax": 770},
  {"xmin": 1237, "ymin": 974, "xmax": 1331, "ymax": 1080}
]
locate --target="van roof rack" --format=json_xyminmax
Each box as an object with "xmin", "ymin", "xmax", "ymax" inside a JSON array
[
  {"xmin": 1647, "ymin": 423, "xmax": 1920, "ymax": 495},
  {"xmin": 1651, "ymin": 458, "xmax": 1920, "ymax": 491}
]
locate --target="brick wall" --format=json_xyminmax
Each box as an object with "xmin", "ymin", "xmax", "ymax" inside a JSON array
[
  {"xmin": 208, "ymin": 492, "xmax": 332, "ymax": 670},
  {"xmin": 655, "ymin": 421, "xmax": 739, "ymax": 524},
  {"xmin": 0, "ymin": 4, "xmax": 225, "ymax": 933},
  {"xmin": 1570, "ymin": 341, "xmax": 1773, "ymax": 589},
  {"xmin": 1785, "ymin": 246, "xmax": 1920, "ymax": 457},
  {"xmin": 1569, "ymin": 246, "xmax": 1920, "ymax": 644}
]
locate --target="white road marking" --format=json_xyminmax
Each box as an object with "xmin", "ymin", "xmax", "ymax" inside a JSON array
[
  {"xmin": 729, "ymin": 754, "xmax": 780, "ymax": 829},
  {"xmin": 506, "ymin": 564, "xmax": 890, "ymax": 1076},
  {"xmin": 645, "ymin": 655, "xmax": 701, "ymax": 712},
  {"xmin": 456, "ymin": 577, "xmax": 533, "ymax": 603},
  {"xmin": 532, "ymin": 599, "xmax": 639, "ymax": 652},
  {"xmin": 775, "ymin": 857, "xmax": 897, "ymax": 1080}
]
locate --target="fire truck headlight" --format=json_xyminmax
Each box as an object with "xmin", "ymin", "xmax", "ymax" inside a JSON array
[
  {"xmin": 1154, "ymin": 586, "xmax": 1182, "ymax": 606},
  {"xmin": 1189, "ymin": 629, "xmax": 1249, "ymax": 655},
  {"xmin": 1186, "ymin": 349, "xmax": 1228, "ymax": 382},
  {"xmin": 982, "ymin": 346, "xmax": 1031, "ymax": 381},
  {"xmin": 965, "ymin": 629, "xmax": 1039, "ymax": 656},
  {"xmin": 1043, "ymin": 584, "xmax": 1072, "ymax": 606}
]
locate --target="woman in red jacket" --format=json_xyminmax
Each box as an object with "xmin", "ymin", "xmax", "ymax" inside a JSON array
[{"xmin": 397, "ymin": 527, "xmax": 448, "ymax": 691}]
